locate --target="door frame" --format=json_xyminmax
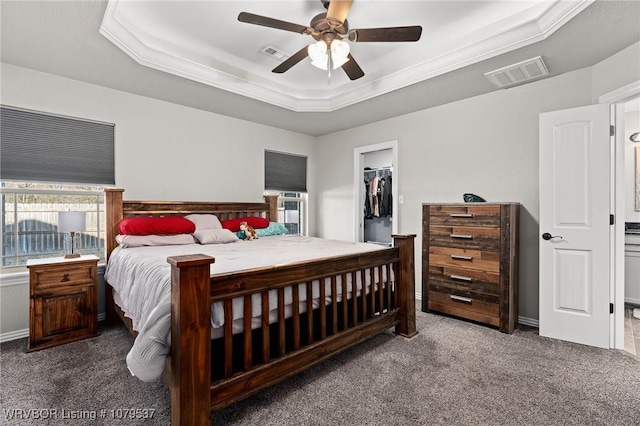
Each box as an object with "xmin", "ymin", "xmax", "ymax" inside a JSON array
[
  {"xmin": 599, "ymin": 80, "xmax": 640, "ymax": 349},
  {"xmin": 353, "ymin": 140, "xmax": 399, "ymax": 242}
]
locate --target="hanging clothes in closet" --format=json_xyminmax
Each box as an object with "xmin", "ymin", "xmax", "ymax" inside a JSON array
[{"xmin": 363, "ymin": 167, "xmax": 392, "ymax": 219}]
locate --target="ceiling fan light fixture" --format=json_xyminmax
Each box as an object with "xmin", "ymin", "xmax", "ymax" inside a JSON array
[{"xmin": 309, "ymin": 40, "xmax": 350, "ymax": 70}]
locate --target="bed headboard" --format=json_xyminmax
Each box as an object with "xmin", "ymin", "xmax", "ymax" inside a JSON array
[{"xmin": 104, "ymin": 188, "xmax": 278, "ymax": 260}]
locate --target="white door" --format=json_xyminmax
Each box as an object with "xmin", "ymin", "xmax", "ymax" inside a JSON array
[{"xmin": 539, "ymin": 104, "xmax": 612, "ymax": 348}]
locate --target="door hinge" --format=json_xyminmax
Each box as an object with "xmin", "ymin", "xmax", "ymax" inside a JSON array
[
  {"xmin": 610, "ymin": 303, "xmax": 614, "ymax": 314},
  {"xmin": 610, "ymin": 214, "xmax": 614, "ymax": 225},
  {"xmin": 610, "ymin": 125, "xmax": 615, "ymax": 137}
]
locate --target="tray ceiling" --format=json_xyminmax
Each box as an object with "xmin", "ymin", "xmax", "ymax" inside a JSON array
[{"xmin": 100, "ymin": 0, "xmax": 592, "ymax": 112}]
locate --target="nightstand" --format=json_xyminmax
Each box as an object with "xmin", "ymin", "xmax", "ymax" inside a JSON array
[{"xmin": 26, "ymin": 255, "xmax": 99, "ymax": 351}]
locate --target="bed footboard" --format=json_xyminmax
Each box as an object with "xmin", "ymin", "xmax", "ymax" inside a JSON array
[{"xmin": 167, "ymin": 234, "xmax": 416, "ymax": 425}]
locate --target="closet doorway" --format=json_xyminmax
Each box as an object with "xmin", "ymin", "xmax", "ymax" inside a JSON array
[{"xmin": 353, "ymin": 141, "xmax": 399, "ymax": 244}]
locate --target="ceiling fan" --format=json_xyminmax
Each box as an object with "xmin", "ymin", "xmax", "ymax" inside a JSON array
[{"xmin": 238, "ymin": 0, "xmax": 422, "ymax": 81}]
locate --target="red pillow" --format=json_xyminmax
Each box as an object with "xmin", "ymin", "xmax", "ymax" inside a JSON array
[
  {"xmin": 117, "ymin": 216, "xmax": 196, "ymax": 236},
  {"xmin": 220, "ymin": 217, "xmax": 270, "ymax": 232}
]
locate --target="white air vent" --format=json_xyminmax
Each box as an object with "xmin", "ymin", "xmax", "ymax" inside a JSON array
[
  {"xmin": 485, "ymin": 56, "xmax": 549, "ymax": 89},
  {"xmin": 260, "ymin": 45, "xmax": 289, "ymax": 61}
]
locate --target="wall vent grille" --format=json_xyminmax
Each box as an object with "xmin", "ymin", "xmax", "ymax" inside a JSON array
[{"xmin": 485, "ymin": 56, "xmax": 549, "ymax": 89}]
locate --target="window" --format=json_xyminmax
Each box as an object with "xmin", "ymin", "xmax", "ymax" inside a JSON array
[
  {"xmin": 0, "ymin": 106, "xmax": 114, "ymax": 271},
  {"xmin": 276, "ymin": 192, "xmax": 306, "ymax": 235},
  {"xmin": 264, "ymin": 150, "xmax": 308, "ymax": 236},
  {"xmin": 1, "ymin": 182, "xmax": 105, "ymax": 270}
]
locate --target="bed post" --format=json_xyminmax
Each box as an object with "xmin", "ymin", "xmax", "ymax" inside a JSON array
[
  {"xmin": 167, "ymin": 254, "xmax": 216, "ymax": 426},
  {"xmin": 104, "ymin": 188, "xmax": 124, "ymax": 325},
  {"xmin": 105, "ymin": 188, "xmax": 124, "ymax": 262},
  {"xmin": 263, "ymin": 194, "xmax": 278, "ymax": 221},
  {"xmin": 393, "ymin": 234, "xmax": 418, "ymax": 338}
]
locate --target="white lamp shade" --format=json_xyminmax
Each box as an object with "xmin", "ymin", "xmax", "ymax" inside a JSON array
[
  {"xmin": 308, "ymin": 41, "xmax": 328, "ymax": 69},
  {"xmin": 330, "ymin": 40, "xmax": 350, "ymax": 68},
  {"xmin": 58, "ymin": 211, "xmax": 86, "ymax": 233},
  {"xmin": 308, "ymin": 40, "xmax": 350, "ymax": 70}
]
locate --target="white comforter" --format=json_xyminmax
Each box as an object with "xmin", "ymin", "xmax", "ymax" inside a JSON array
[{"xmin": 104, "ymin": 235, "xmax": 385, "ymax": 381}]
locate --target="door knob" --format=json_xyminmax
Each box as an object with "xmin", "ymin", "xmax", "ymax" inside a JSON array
[{"xmin": 542, "ymin": 232, "xmax": 563, "ymax": 240}]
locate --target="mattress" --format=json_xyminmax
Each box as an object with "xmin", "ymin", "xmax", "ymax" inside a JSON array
[{"xmin": 104, "ymin": 235, "xmax": 387, "ymax": 381}]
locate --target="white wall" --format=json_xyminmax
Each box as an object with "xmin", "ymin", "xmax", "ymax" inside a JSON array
[
  {"xmin": 314, "ymin": 38, "xmax": 640, "ymax": 322},
  {"xmin": 591, "ymin": 42, "xmax": 640, "ymax": 104},
  {"xmin": 0, "ymin": 63, "xmax": 316, "ymax": 337}
]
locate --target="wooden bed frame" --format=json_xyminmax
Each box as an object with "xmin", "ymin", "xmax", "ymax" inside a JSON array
[{"xmin": 104, "ymin": 188, "xmax": 417, "ymax": 425}]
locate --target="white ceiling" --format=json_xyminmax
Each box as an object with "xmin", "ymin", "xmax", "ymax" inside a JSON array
[
  {"xmin": 1, "ymin": 1, "xmax": 640, "ymax": 136},
  {"xmin": 100, "ymin": 0, "xmax": 589, "ymax": 112}
]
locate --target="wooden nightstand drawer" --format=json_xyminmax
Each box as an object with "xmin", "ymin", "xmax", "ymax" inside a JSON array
[
  {"xmin": 27, "ymin": 255, "xmax": 99, "ymax": 352},
  {"xmin": 30, "ymin": 263, "xmax": 96, "ymax": 291}
]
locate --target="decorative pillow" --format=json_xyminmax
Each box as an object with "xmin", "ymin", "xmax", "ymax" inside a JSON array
[
  {"xmin": 116, "ymin": 234, "xmax": 196, "ymax": 248},
  {"xmin": 221, "ymin": 216, "xmax": 270, "ymax": 232},
  {"xmin": 184, "ymin": 214, "xmax": 222, "ymax": 231},
  {"xmin": 117, "ymin": 216, "xmax": 195, "ymax": 236},
  {"xmin": 256, "ymin": 222, "xmax": 290, "ymax": 237},
  {"xmin": 193, "ymin": 229, "xmax": 238, "ymax": 244},
  {"xmin": 235, "ymin": 222, "xmax": 289, "ymax": 239}
]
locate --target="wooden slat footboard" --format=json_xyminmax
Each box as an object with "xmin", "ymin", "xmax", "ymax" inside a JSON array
[{"xmin": 167, "ymin": 234, "xmax": 416, "ymax": 424}]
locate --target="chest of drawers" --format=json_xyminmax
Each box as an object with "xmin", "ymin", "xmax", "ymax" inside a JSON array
[{"xmin": 422, "ymin": 203, "xmax": 520, "ymax": 333}]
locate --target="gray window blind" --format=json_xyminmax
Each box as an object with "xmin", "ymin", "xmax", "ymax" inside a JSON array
[
  {"xmin": 264, "ymin": 150, "xmax": 307, "ymax": 193},
  {"xmin": 1, "ymin": 106, "xmax": 115, "ymax": 185}
]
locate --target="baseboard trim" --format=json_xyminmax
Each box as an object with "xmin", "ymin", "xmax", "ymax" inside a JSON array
[
  {"xmin": 0, "ymin": 328, "xmax": 28, "ymax": 343},
  {"xmin": 518, "ymin": 316, "xmax": 539, "ymax": 328}
]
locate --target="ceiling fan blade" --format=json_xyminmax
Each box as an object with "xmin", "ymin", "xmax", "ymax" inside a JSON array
[
  {"xmin": 342, "ymin": 53, "xmax": 364, "ymax": 80},
  {"xmin": 238, "ymin": 12, "xmax": 309, "ymax": 34},
  {"xmin": 349, "ymin": 26, "xmax": 423, "ymax": 42},
  {"xmin": 326, "ymin": 0, "xmax": 354, "ymax": 25},
  {"xmin": 272, "ymin": 47, "xmax": 309, "ymax": 74}
]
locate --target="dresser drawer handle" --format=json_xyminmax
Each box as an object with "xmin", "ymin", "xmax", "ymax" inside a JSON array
[
  {"xmin": 450, "ymin": 213, "xmax": 474, "ymax": 218},
  {"xmin": 450, "ymin": 234, "xmax": 474, "ymax": 239},
  {"xmin": 450, "ymin": 274, "xmax": 473, "ymax": 282},
  {"xmin": 450, "ymin": 254, "xmax": 474, "ymax": 261},
  {"xmin": 450, "ymin": 295, "xmax": 473, "ymax": 303}
]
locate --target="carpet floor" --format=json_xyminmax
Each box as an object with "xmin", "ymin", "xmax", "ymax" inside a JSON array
[{"xmin": 1, "ymin": 310, "xmax": 639, "ymax": 425}]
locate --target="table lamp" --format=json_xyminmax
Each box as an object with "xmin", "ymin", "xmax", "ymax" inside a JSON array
[{"xmin": 58, "ymin": 211, "xmax": 86, "ymax": 258}]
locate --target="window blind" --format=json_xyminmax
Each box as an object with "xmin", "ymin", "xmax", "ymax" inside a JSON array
[
  {"xmin": 0, "ymin": 106, "xmax": 115, "ymax": 185},
  {"xmin": 264, "ymin": 150, "xmax": 307, "ymax": 193}
]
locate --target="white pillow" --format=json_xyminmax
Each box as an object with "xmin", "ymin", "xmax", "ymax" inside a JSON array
[
  {"xmin": 193, "ymin": 229, "xmax": 238, "ymax": 244},
  {"xmin": 184, "ymin": 214, "xmax": 222, "ymax": 231},
  {"xmin": 116, "ymin": 234, "xmax": 196, "ymax": 248}
]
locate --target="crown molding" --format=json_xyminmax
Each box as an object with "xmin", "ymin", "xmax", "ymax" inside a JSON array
[{"xmin": 100, "ymin": 0, "xmax": 593, "ymax": 113}]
